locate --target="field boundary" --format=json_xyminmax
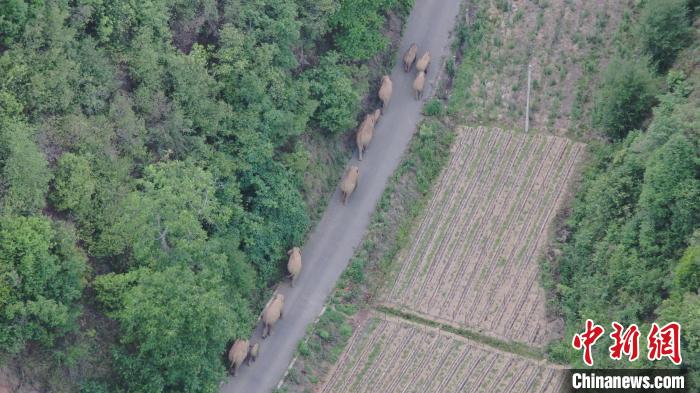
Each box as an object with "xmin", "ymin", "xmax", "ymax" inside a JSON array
[
  {"xmin": 317, "ymin": 310, "xmax": 568, "ymax": 393},
  {"xmin": 373, "ymin": 305, "xmax": 548, "ymax": 362}
]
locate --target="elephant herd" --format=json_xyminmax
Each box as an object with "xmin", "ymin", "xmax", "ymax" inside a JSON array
[
  {"xmin": 342, "ymin": 43, "xmax": 431, "ymax": 205},
  {"xmin": 228, "ymin": 249, "xmax": 301, "ymax": 376},
  {"xmin": 228, "ymin": 42, "xmax": 432, "ymax": 377}
]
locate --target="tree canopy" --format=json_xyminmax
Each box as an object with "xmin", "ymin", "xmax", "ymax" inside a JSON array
[{"xmin": 0, "ymin": 0, "xmax": 410, "ymax": 390}]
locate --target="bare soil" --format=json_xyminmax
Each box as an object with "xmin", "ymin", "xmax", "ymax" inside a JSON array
[
  {"xmin": 381, "ymin": 127, "xmax": 584, "ymax": 347},
  {"xmin": 320, "ymin": 313, "xmax": 566, "ymax": 393}
]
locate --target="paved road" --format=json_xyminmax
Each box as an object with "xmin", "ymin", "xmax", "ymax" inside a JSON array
[{"xmin": 220, "ymin": 1, "xmax": 463, "ymax": 391}]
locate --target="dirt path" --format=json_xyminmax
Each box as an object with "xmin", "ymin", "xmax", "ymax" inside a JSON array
[{"xmin": 220, "ymin": 1, "xmax": 463, "ymax": 392}]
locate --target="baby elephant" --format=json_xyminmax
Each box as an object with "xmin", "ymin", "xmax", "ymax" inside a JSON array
[
  {"xmin": 416, "ymin": 51, "xmax": 431, "ymax": 73},
  {"xmin": 247, "ymin": 342, "xmax": 259, "ymax": 365},
  {"xmin": 340, "ymin": 166, "xmax": 360, "ymax": 205},
  {"xmin": 229, "ymin": 339, "xmax": 249, "ymax": 376},
  {"xmin": 262, "ymin": 293, "xmax": 284, "ymax": 339},
  {"xmin": 378, "ymin": 75, "xmax": 393, "ymax": 113},
  {"xmin": 287, "ymin": 247, "xmax": 302, "ymax": 287},
  {"xmin": 413, "ymin": 71, "xmax": 426, "ymax": 100},
  {"xmin": 356, "ymin": 109, "xmax": 381, "ymax": 161},
  {"xmin": 403, "ymin": 43, "xmax": 418, "ymax": 72}
]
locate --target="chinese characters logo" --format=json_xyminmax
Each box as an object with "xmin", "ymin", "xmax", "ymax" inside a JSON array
[{"xmin": 572, "ymin": 319, "xmax": 682, "ymax": 366}]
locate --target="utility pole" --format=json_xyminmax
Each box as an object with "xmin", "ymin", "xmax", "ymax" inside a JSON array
[{"xmin": 525, "ymin": 64, "xmax": 532, "ymax": 133}]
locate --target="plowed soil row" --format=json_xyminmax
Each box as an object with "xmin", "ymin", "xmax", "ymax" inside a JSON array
[
  {"xmin": 382, "ymin": 127, "xmax": 584, "ymax": 346},
  {"xmin": 320, "ymin": 314, "xmax": 566, "ymax": 393}
]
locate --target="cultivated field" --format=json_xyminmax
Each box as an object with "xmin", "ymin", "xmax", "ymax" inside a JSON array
[
  {"xmin": 321, "ymin": 314, "xmax": 565, "ymax": 393},
  {"xmin": 452, "ymin": 0, "xmax": 625, "ymax": 137},
  {"xmin": 381, "ymin": 127, "xmax": 584, "ymax": 346}
]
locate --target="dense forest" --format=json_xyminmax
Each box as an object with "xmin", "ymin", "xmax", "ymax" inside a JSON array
[
  {"xmin": 0, "ymin": 0, "xmax": 410, "ymax": 391},
  {"xmin": 549, "ymin": 0, "xmax": 699, "ymax": 385}
]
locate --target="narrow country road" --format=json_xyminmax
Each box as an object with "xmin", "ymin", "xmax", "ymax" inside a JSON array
[{"xmin": 220, "ymin": 1, "xmax": 463, "ymax": 391}]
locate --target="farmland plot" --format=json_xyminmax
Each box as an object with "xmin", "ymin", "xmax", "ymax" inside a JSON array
[
  {"xmin": 321, "ymin": 314, "xmax": 565, "ymax": 393},
  {"xmin": 381, "ymin": 127, "xmax": 584, "ymax": 346}
]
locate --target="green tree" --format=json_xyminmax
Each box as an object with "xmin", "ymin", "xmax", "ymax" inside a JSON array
[
  {"xmin": 658, "ymin": 293, "xmax": 700, "ymax": 387},
  {"xmin": 673, "ymin": 232, "xmax": 700, "ymax": 293},
  {"xmin": 329, "ymin": 0, "xmax": 400, "ymax": 60},
  {"xmin": 0, "ymin": 215, "xmax": 86, "ymax": 353},
  {"xmin": 51, "ymin": 153, "xmax": 96, "ymax": 215},
  {"xmin": 0, "ymin": 94, "xmax": 51, "ymax": 215},
  {"xmin": 296, "ymin": 0, "xmax": 338, "ymax": 43},
  {"xmin": 556, "ymin": 73, "xmax": 699, "ymax": 380},
  {"xmin": 236, "ymin": 161, "xmax": 310, "ymax": 284},
  {"xmin": 637, "ymin": 134, "xmax": 699, "ymax": 262},
  {"xmin": 306, "ymin": 51, "xmax": 363, "ymax": 134},
  {"xmin": 0, "ymin": 0, "xmax": 30, "ymax": 46},
  {"xmin": 638, "ymin": 0, "xmax": 691, "ymax": 71},
  {"xmin": 593, "ymin": 57, "xmax": 658, "ymax": 140},
  {"xmin": 98, "ymin": 160, "xmax": 231, "ymax": 269},
  {"xmin": 106, "ymin": 266, "xmax": 247, "ymax": 393}
]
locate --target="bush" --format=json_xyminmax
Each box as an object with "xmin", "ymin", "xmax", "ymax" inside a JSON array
[
  {"xmin": 638, "ymin": 0, "xmax": 691, "ymax": 71},
  {"xmin": 110, "ymin": 266, "xmax": 244, "ymax": 393},
  {"xmin": 592, "ymin": 57, "xmax": 657, "ymax": 140},
  {"xmin": 51, "ymin": 153, "xmax": 96, "ymax": 215},
  {"xmin": 298, "ymin": 340, "xmax": 310, "ymax": 357},
  {"xmin": 318, "ymin": 329, "xmax": 331, "ymax": 341},
  {"xmin": 0, "ymin": 112, "xmax": 51, "ymax": 215},
  {"xmin": 329, "ymin": 0, "xmax": 394, "ymax": 60},
  {"xmin": 307, "ymin": 51, "xmax": 363, "ymax": 134},
  {"xmin": 0, "ymin": 215, "xmax": 87, "ymax": 353},
  {"xmin": 673, "ymin": 233, "xmax": 700, "ymax": 293},
  {"xmin": 423, "ymin": 99, "xmax": 444, "ymax": 116},
  {"xmin": 344, "ymin": 257, "xmax": 365, "ymax": 284}
]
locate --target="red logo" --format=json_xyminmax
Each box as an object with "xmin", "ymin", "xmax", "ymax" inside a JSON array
[
  {"xmin": 609, "ymin": 322, "xmax": 640, "ymax": 361},
  {"xmin": 572, "ymin": 319, "xmax": 605, "ymax": 366},
  {"xmin": 647, "ymin": 322, "xmax": 682, "ymax": 365},
  {"xmin": 572, "ymin": 320, "xmax": 682, "ymax": 366}
]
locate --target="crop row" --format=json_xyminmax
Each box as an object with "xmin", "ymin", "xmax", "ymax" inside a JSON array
[
  {"xmin": 320, "ymin": 314, "xmax": 566, "ymax": 393},
  {"xmin": 382, "ymin": 127, "xmax": 584, "ymax": 345}
]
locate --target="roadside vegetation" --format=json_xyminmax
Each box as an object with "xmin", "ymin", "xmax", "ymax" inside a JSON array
[
  {"xmin": 545, "ymin": 0, "xmax": 699, "ymax": 384},
  {"xmin": 0, "ymin": 0, "xmax": 412, "ymax": 391},
  {"xmin": 278, "ymin": 4, "xmax": 473, "ymax": 391}
]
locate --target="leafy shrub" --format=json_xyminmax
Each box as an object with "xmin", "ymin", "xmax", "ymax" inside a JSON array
[
  {"xmin": 345, "ymin": 257, "xmax": 365, "ymax": 284},
  {"xmin": 0, "ymin": 98, "xmax": 51, "ymax": 215},
  {"xmin": 329, "ymin": 0, "xmax": 410, "ymax": 60},
  {"xmin": 110, "ymin": 266, "xmax": 246, "ymax": 393},
  {"xmin": 51, "ymin": 153, "xmax": 96, "ymax": 215},
  {"xmin": 638, "ymin": 0, "xmax": 691, "ymax": 71},
  {"xmin": 298, "ymin": 340, "xmax": 310, "ymax": 357},
  {"xmin": 318, "ymin": 329, "xmax": 331, "ymax": 341},
  {"xmin": 556, "ymin": 84, "xmax": 700, "ymax": 372},
  {"xmin": 307, "ymin": 51, "xmax": 362, "ymax": 134},
  {"xmin": 339, "ymin": 323, "xmax": 353, "ymax": 339},
  {"xmin": 423, "ymin": 99, "xmax": 444, "ymax": 116},
  {"xmin": 673, "ymin": 233, "xmax": 700, "ymax": 293},
  {"xmin": 592, "ymin": 57, "xmax": 657, "ymax": 140},
  {"xmin": 0, "ymin": 215, "xmax": 86, "ymax": 353}
]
